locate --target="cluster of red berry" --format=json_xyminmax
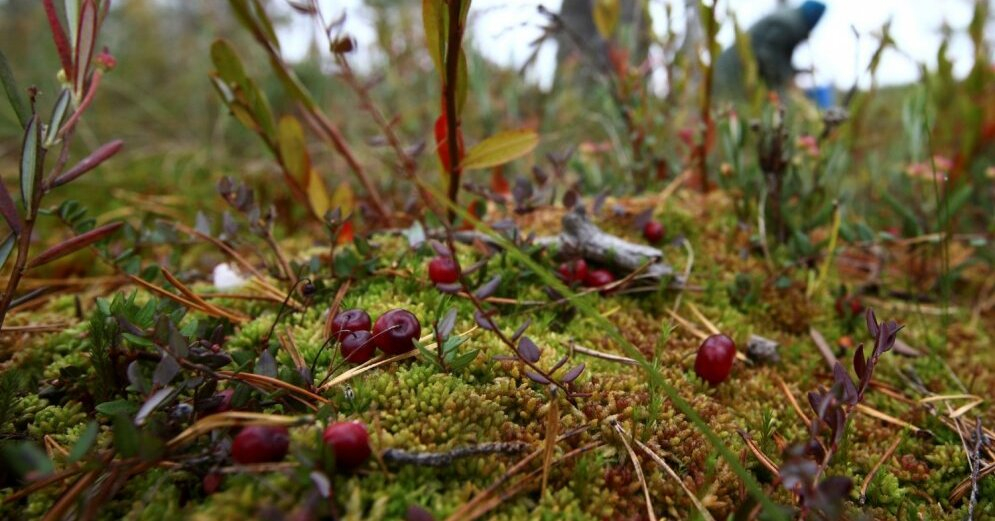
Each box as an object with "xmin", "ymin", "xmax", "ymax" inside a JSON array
[
  {"xmin": 230, "ymin": 421, "xmax": 371, "ymax": 471},
  {"xmin": 331, "ymin": 308, "xmax": 422, "ymax": 365},
  {"xmin": 557, "ymin": 259, "xmax": 615, "ymax": 288}
]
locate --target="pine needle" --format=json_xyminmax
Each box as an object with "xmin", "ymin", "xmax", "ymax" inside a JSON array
[{"xmin": 610, "ymin": 419, "xmax": 657, "ymax": 521}]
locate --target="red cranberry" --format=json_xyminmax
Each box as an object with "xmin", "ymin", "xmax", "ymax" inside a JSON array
[
  {"xmin": 584, "ymin": 269, "xmax": 615, "ymax": 288},
  {"xmin": 834, "ymin": 295, "xmax": 864, "ymax": 318},
  {"xmin": 557, "ymin": 259, "xmax": 588, "ymax": 283},
  {"xmin": 340, "ymin": 330, "xmax": 376, "ymax": 364},
  {"xmin": 428, "ymin": 256, "xmax": 460, "ymax": 284},
  {"xmin": 643, "ymin": 220, "xmax": 665, "ymax": 243},
  {"xmin": 694, "ymin": 334, "xmax": 736, "ymax": 385},
  {"xmin": 322, "ymin": 421, "xmax": 371, "ymax": 471},
  {"xmin": 231, "ymin": 425, "xmax": 290, "ymax": 464},
  {"xmin": 202, "ymin": 472, "xmax": 222, "ymax": 494},
  {"xmin": 372, "ymin": 309, "xmax": 422, "ymax": 355},
  {"xmin": 331, "ymin": 309, "xmax": 372, "ymax": 341}
]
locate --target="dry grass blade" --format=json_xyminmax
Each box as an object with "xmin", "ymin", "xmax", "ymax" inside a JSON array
[
  {"xmin": 809, "ymin": 327, "xmax": 838, "ymax": 369},
  {"xmin": 686, "ymin": 301, "xmax": 720, "ymax": 335},
  {"xmin": 919, "ymin": 394, "xmax": 983, "ymax": 404},
  {"xmin": 738, "ymin": 430, "xmax": 780, "ymax": 475},
  {"xmin": 323, "ymin": 278, "xmax": 351, "ymax": 339},
  {"xmin": 318, "ymin": 350, "xmax": 418, "ymax": 392},
  {"xmin": 610, "ymin": 419, "xmax": 657, "ymax": 521},
  {"xmin": 632, "ymin": 437, "xmax": 716, "ymax": 521},
  {"xmin": 126, "ymin": 273, "xmax": 212, "ymax": 314},
  {"xmin": 216, "ymin": 371, "xmax": 328, "ymax": 404},
  {"xmin": 41, "ymin": 468, "xmax": 99, "ymax": 521},
  {"xmin": 0, "ymin": 323, "xmax": 69, "ymax": 333},
  {"xmin": 571, "ymin": 343, "xmax": 637, "ymax": 365},
  {"xmin": 161, "ymin": 267, "xmax": 248, "ymax": 323},
  {"xmin": 855, "ymin": 404, "xmax": 921, "ymax": 432},
  {"xmin": 949, "ymin": 399, "xmax": 985, "ymax": 419},
  {"xmin": 167, "ymin": 412, "xmax": 310, "ymax": 449},
  {"xmin": 772, "ymin": 374, "xmax": 811, "ymax": 426},
  {"xmin": 859, "ymin": 433, "xmax": 903, "ymax": 503},
  {"xmin": 665, "ymin": 309, "xmax": 708, "ymax": 340},
  {"xmin": 950, "ymin": 462, "xmax": 995, "ymax": 503},
  {"xmin": 278, "ymin": 327, "xmax": 306, "ymax": 372}
]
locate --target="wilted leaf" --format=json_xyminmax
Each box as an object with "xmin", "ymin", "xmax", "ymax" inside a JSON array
[
  {"xmin": 50, "ymin": 139, "xmax": 124, "ymax": 189},
  {"xmin": 460, "ymin": 130, "xmax": 539, "ymax": 171},
  {"xmin": 517, "ymin": 337, "xmax": 541, "ymax": 363},
  {"xmin": 27, "ymin": 221, "xmax": 123, "ymax": 268},
  {"xmin": 0, "ymin": 48, "xmax": 30, "ymax": 128}
]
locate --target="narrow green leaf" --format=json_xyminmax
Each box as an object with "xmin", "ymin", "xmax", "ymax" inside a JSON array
[
  {"xmin": 20, "ymin": 115, "xmax": 41, "ymax": 213},
  {"xmin": 422, "ymin": 0, "xmax": 446, "ymax": 81},
  {"xmin": 65, "ymin": 0, "xmax": 81, "ymax": 50},
  {"xmin": 112, "ymin": 414, "xmax": 139, "ymax": 457},
  {"xmin": 0, "ymin": 49, "xmax": 30, "ymax": 128},
  {"xmin": 456, "ymin": 50, "xmax": 468, "ymax": 115},
  {"xmin": 250, "ymin": 0, "xmax": 281, "ymax": 52},
  {"xmin": 45, "ymin": 88, "xmax": 72, "ymax": 146},
  {"xmin": 210, "ymin": 39, "xmax": 248, "ymax": 86},
  {"xmin": 0, "ymin": 234, "xmax": 16, "ymax": 270},
  {"xmin": 67, "ymin": 421, "xmax": 99, "ymax": 463},
  {"xmin": 460, "ymin": 129, "xmax": 539, "ymax": 171},
  {"xmin": 95, "ymin": 399, "xmax": 138, "ymax": 416}
]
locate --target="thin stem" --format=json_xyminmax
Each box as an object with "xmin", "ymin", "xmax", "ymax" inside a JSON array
[{"xmin": 444, "ymin": 0, "xmax": 464, "ymax": 224}]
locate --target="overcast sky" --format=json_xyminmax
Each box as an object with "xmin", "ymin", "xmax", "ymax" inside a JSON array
[{"xmin": 277, "ymin": 1, "xmax": 988, "ymax": 91}]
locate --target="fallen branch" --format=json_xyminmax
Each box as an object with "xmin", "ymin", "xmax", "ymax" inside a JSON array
[{"xmin": 381, "ymin": 442, "xmax": 530, "ymax": 467}]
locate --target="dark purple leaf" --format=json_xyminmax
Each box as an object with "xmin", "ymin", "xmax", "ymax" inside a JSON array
[
  {"xmin": 511, "ymin": 319, "xmax": 531, "ymax": 341},
  {"xmin": 437, "ymin": 308, "xmax": 457, "ymax": 339},
  {"xmin": 633, "ymin": 208, "xmax": 654, "ymax": 229},
  {"xmin": 592, "ymin": 190, "xmax": 609, "ymax": 214},
  {"xmin": 50, "ymin": 140, "xmax": 124, "ymax": 189},
  {"xmin": 832, "ymin": 362, "xmax": 858, "ymax": 405},
  {"xmin": 135, "ymin": 386, "xmax": 174, "ymax": 426},
  {"xmin": 429, "ymin": 240, "xmax": 451, "ymax": 257},
  {"xmin": 473, "ymin": 309, "xmax": 496, "ymax": 331},
  {"xmin": 531, "ymin": 165, "xmax": 549, "ymax": 184},
  {"xmin": 865, "ymin": 308, "xmax": 878, "ymax": 338},
  {"xmin": 0, "ymin": 180, "xmax": 22, "ymax": 235},
  {"xmin": 474, "ymin": 276, "xmax": 501, "ymax": 299},
  {"xmin": 435, "ymin": 282, "xmax": 461, "ymax": 294},
  {"xmin": 517, "ymin": 337, "xmax": 541, "ymax": 363},
  {"xmin": 549, "ymin": 354, "xmax": 568, "ymax": 372},
  {"xmin": 816, "ymin": 476, "xmax": 853, "ymax": 501},
  {"xmin": 27, "ymin": 221, "xmax": 123, "ymax": 268},
  {"xmin": 405, "ymin": 505, "xmax": 436, "ymax": 521},
  {"xmin": 562, "ymin": 363, "xmax": 585, "ymax": 383},
  {"xmin": 779, "ymin": 457, "xmax": 818, "ymax": 492},
  {"xmin": 153, "ymin": 354, "xmax": 181, "ymax": 387},
  {"xmin": 525, "ymin": 370, "xmax": 550, "ymax": 384},
  {"xmin": 512, "ymin": 177, "xmax": 533, "ymax": 204},
  {"xmin": 562, "ymin": 188, "xmax": 579, "ymax": 209},
  {"xmin": 127, "ymin": 360, "xmax": 148, "ymax": 394},
  {"xmin": 194, "ymin": 212, "xmax": 212, "ymax": 235},
  {"xmin": 852, "ymin": 345, "xmax": 866, "ymax": 381}
]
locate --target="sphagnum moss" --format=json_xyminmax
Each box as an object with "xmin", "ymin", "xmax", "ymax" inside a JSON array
[{"xmin": 1, "ymin": 199, "xmax": 992, "ymax": 521}]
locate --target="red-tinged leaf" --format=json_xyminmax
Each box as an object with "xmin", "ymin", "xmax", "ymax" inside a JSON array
[
  {"xmin": 27, "ymin": 221, "xmax": 123, "ymax": 269},
  {"xmin": 336, "ymin": 220, "xmax": 354, "ymax": 245},
  {"xmin": 491, "ymin": 165, "xmax": 510, "ymax": 195},
  {"xmin": 50, "ymin": 139, "xmax": 123, "ymax": 189},
  {"xmin": 43, "ymin": 0, "xmax": 73, "ymax": 82},
  {"xmin": 434, "ymin": 113, "xmax": 464, "ymax": 173},
  {"xmin": 74, "ymin": 0, "xmax": 99, "ymax": 98},
  {"xmin": 0, "ymin": 180, "xmax": 23, "ymax": 235},
  {"xmin": 853, "ymin": 344, "xmax": 866, "ymax": 381}
]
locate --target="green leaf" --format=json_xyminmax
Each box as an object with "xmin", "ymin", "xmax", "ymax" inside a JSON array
[
  {"xmin": 460, "ymin": 129, "xmax": 539, "ymax": 171},
  {"xmin": 122, "ymin": 332, "xmax": 153, "ymax": 347},
  {"xmin": 1, "ymin": 442, "xmax": 53, "ymax": 477},
  {"xmin": 210, "ymin": 39, "xmax": 248, "ymax": 87},
  {"xmin": 45, "ymin": 88, "xmax": 73, "ymax": 146},
  {"xmin": 422, "ymin": 0, "xmax": 446, "ymax": 81},
  {"xmin": 67, "ymin": 421, "xmax": 99, "ymax": 463},
  {"xmin": 592, "ymin": 0, "xmax": 620, "ymax": 39},
  {"xmin": 0, "ymin": 48, "xmax": 30, "ymax": 128},
  {"xmin": 95, "ymin": 399, "xmax": 139, "ymax": 416},
  {"xmin": 20, "ymin": 115, "xmax": 42, "ymax": 213},
  {"xmin": 112, "ymin": 414, "xmax": 139, "ymax": 458},
  {"xmin": 456, "ymin": 50, "xmax": 468, "ymax": 115},
  {"xmin": 277, "ymin": 115, "xmax": 310, "ymax": 185},
  {"xmin": 449, "ymin": 348, "xmax": 478, "ymax": 371},
  {"xmin": 250, "ymin": 0, "xmax": 281, "ymax": 52},
  {"xmin": 413, "ymin": 339, "xmax": 443, "ymax": 370}
]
